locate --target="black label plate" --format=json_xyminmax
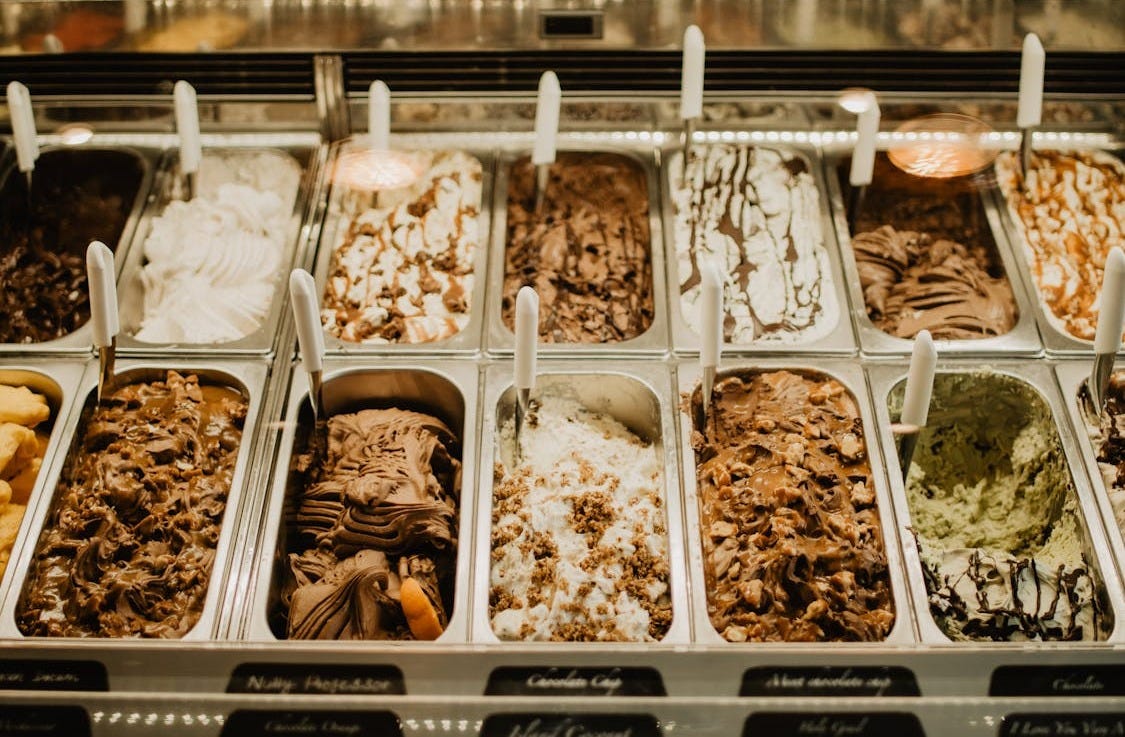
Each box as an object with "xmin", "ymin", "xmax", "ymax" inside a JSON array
[
  {"xmin": 486, "ymin": 667, "xmax": 666, "ymax": 697},
  {"xmin": 740, "ymin": 667, "xmax": 920, "ymax": 697},
  {"xmin": 991, "ymin": 666, "xmax": 1125, "ymax": 697},
  {"xmin": 0, "ymin": 706, "xmax": 90, "ymax": 737},
  {"xmin": 220, "ymin": 710, "xmax": 402, "ymax": 737},
  {"xmin": 742, "ymin": 712, "xmax": 925, "ymax": 737},
  {"xmin": 0, "ymin": 660, "xmax": 107, "ymax": 691},
  {"xmin": 1001, "ymin": 713, "xmax": 1125, "ymax": 736},
  {"xmin": 481, "ymin": 713, "xmax": 661, "ymax": 737},
  {"xmin": 227, "ymin": 663, "xmax": 405, "ymax": 695}
]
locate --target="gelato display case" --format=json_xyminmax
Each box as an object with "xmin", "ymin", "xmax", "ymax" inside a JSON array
[{"xmin": 1, "ymin": 1, "xmax": 1125, "ymax": 736}]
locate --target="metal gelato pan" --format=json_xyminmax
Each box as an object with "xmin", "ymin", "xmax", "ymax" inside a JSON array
[
  {"xmin": 0, "ymin": 142, "xmax": 157, "ymax": 355},
  {"xmin": 473, "ymin": 362, "xmax": 690, "ymax": 644},
  {"xmin": 244, "ymin": 360, "xmax": 477, "ymax": 644},
  {"xmin": 663, "ymin": 140, "xmax": 857, "ymax": 356},
  {"xmin": 485, "ymin": 145, "xmax": 671, "ymax": 356},
  {"xmin": 0, "ymin": 360, "xmax": 85, "ymax": 609},
  {"xmin": 310, "ymin": 136, "xmax": 494, "ymax": 356},
  {"xmin": 821, "ymin": 145, "xmax": 1042, "ymax": 357},
  {"xmin": 0, "ymin": 359, "xmax": 267, "ymax": 640},
  {"xmin": 1056, "ymin": 360, "xmax": 1125, "ymax": 590},
  {"xmin": 675, "ymin": 360, "xmax": 913, "ymax": 648},
  {"xmin": 867, "ymin": 360, "xmax": 1123, "ymax": 644},
  {"xmin": 114, "ymin": 133, "xmax": 324, "ymax": 356}
]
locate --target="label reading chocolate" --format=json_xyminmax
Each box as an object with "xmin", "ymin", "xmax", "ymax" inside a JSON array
[
  {"xmin": 0, "ymin": 706, "xmax": 90, "ymax": 736},
  {"xmin": 1001, "ymin": 714, "xmax": 1125, "ymax": 736},
  {"xmin": 740, "ymin": 667, "xmax": 920, "ymax": 697},
  {"xmin": 0, "ymin": 660, "xmax": 108, "ymax": 691},
  {"xmin": 220, "ymin": 710, "xmax": 401, "ymax": 737},
  {"xmin": 991, "ymin": 666, "xmax": 1125, "ymax": 697},
  {"xmin": 227, "ymin": 663, "xmax": 405, "ymax": 695},
  {"xmin": 742, "ymin": 712, "xmax": 925, "ymax": 737},
  {"xmin": 481, "ymin": 714, "xmax": 661, "ymax": 737},
  {"xmin": 485, "ymin": 667, "xmax": 666, "ymax": 697}
]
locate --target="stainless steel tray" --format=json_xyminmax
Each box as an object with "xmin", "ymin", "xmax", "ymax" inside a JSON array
[
  {"xmin": 820, "ymin": 143, "xmax": 1042, "ymax": 357},
  {"xmin": 985, "ymin": 139, "xmax": 1125, "ymax": 356},
  {"xmin": 0, "ymin": 358, "xmax": 268, "ymax": 640},
  {"xmin": 472, "ymin": 361, "xmax": 691, "ymax": 644},
  {"xmin": 0, "ymin": 360, "xmax": 86, "ymax": 609},
  {"xmin": 1056, "ymin": 361, "xmax": 1125, "ymax": 590},
  {"xmin": 663, "ymin": 141, "xmax": 858, "ymax": 355},
  {"xmin": 676, "ymin": 358, "xmax": 916, "ymax": 645},
  {"xmin": 485, "ymin": 143, "xmax": 671, "ymax": 356},
  {"xmin": 114, "ymin": 133, "xmax": 324, "ymax": 357},
  {"xmin": 309, "ymin": 136, "xmax": 494, "ymax": 356},
  {"xmin": 867, "ymin": 359, "xmax": 1125, "ymax": 644},
  {"xmin": 244, "ymin": 359, "xmax": 478, "ymax": 643},
  {"xmin": 0, "ymin": 140, "xmax": 159, "ymax": 355}
]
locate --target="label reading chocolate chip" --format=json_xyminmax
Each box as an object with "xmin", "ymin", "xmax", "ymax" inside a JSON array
[
  {"xmin": 0, "ymin": 660, "xmax": 108, "ymax": 691},
  {"xmin": 220, "ymin": 710, "xmax": 401, "ymax": 737},
  {"xmin": 227, "ymin": 663, "xmax": 405, "ymax": 695},
  {"xmin": 990, "ymin": 666, "xmax": 1125, "ymax": 697},
  {"xmin": 741, "ymin": 712, "xmax": 925, "ymax": 737},
  {"xmin": 740, "ymin": 667, "xmax": 920, "ymax": 697},
  {"xmin": 1000, "ymin": 714, "xmax": 1125, "ymax": 736},
  {"xmin": 481, "ymin": 714, "xmax": 661, "ymax": 737},
  {"xmin": 0, "ymin": 705, "xmax": 90, "ymax": 736},
  {"xmin": 485, "ymin": 667, "xmax": 666, "ymax": 696}
]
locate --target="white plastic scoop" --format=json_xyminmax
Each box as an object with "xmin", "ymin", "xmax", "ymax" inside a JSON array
[
  {"xmin": 847, "ymin": 92, "xmax": 880, "ymax": 229},
  {"xmin": 699, "ymin": 259, "xmax": 724, "ymax": 427},
  {"xmin": 513, "ymin": 286, "xmax": 539, "ymax": 460},
  {"xmin": 289, "ymin": 269, "xmax": 326, "ymax": 424},
  {"xmin": 680, "ymin": 25, "xmax": 705, "ymax": 173},
  {"xmin": 86, "ymin": 241, "xmax": 119, "ymax": 403},
  {"xmin": 532, "ymin": 71, "xmax": 561, "ymax": 213},
  {"xmin": 368, "ymin": 80, "xmax": 391, "ymax": 151},
  {"xmin": 7, "ymin": 81, "xmax": 39, "ymax": 192},
  {"xmin": 1017, "ymin": 33, "xmax": 1045, "ymax": 191},
  {"xmin": 174, "ymin": 80, "xmax": 202, "ymax": 200},
  {"xmin": 895, "ymin": 329, "xmax": 937, "ymax": 480},
  {"xmin": 1091, "ymin": 248, "xmax": 1125, "ymax": 414}
]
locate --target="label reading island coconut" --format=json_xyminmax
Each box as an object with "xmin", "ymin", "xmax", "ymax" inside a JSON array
[{"xmin": 481, "ymin": 713, "xmax": 661, "ymax": 737}]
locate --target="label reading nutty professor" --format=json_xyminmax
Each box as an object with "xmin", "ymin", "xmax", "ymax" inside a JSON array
[{"xmin": 227, "ymin": 664, "xmax": 405, "ymax": 695}]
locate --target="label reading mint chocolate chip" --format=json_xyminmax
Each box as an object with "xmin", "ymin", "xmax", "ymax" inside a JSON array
[
  {"xmin": 485, "ymin": 667, "xmax": 666, "ymax": 696},
  {"xmin": 227, "ymin": 663, "xmax": 405, "ymax": 695},
  {"xmin": 742, "ymin": 712, "xmax": 925, "ymax": 737},
  {"xmin": 1000, "ymin": 714, "xmax": 1125, "ymax": 736},
  {"xmin": 0, "ymin": 705, "xmax": 90, "ymax": 736},
  {"xmin": 220, "ymin": 710, "xmax": 401, "ymax": 737},
  {"xmin": 0, "ymin": 660, "xmax": 108, "ymax": 691},
  {"xmin": 990, "ymin": 666, "xmax": 1125, "ymax": 697},
  {"xmin": 740, "ymin": 667, "xmax": 920, "ymax": 697},
  {"xmin": 481, "ymin": 714, "xmax": 661, "ymax": 737}
]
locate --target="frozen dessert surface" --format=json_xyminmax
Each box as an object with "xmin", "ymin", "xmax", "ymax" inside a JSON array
[
  {"xmin": 0, "ymin": 148, "xmax": 144, "ymax": 343},
  {"xmin": 17, "ymin": 371, "xmax": 246, "ymax": 638},
  {"xmin": 672, "ymin": 145, "xmax": 836, "ymax": 345},
  {"xmin": 502, "ymin": 152, "xmax": 654, "ymax": 343},
  {"xmin": 321, "ymin": 149, "xmax": 482, "ymax": 344},
  {"xmin": 844, "ymin": 154, "xmax": 1017, "ymax": 341},
  {"xmin": 133, "ymin": 150, "xmax": 301, "ymax": 344},
  {"xmin": 690, "ymin": 370, "xmax": 895, "ymax": 642},
  {"xmin": 996, "ymin": 149, "xmax": 1125, "ymax": 341},
  {"xmin": 280, "ymin": 408, "xmax": 460, "ymax": 641},
  {"xmin": 490, "ymin": 394, "xmax": 672, "ymax": 642},
  {"xmin": 897, "ymin": 371, "xmax": 1107, "ymax": 642},
  {"xmin": 1086, "ymin": 372, "xmax": 1125, "ymax": 541},
  {"xmin": 0, "ymin": 384, "xmax": 51, "ymax": 580}
]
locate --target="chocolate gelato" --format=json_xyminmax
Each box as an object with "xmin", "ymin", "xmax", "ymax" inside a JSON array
[
  {"xmin": 17, "ymin": 371, "xmax": 246, "ymax": 638},
  {"xmin": 502, "ymin": 152, "xmax": 654, "ymax": 343},
  {"xmin": 0, "ymin": 149, "xmax": 145, "ymax": 344},
  {"xmin": 842, "ymin": 154, "xmax": 1017, "ymax": 340},
  {"xmin": 278, "ymin": 408, "xmax": 460, "ymax": 641},
  {"xmin": 690, "ymin": 370, "xmax": 896, "ymax": 642}
]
